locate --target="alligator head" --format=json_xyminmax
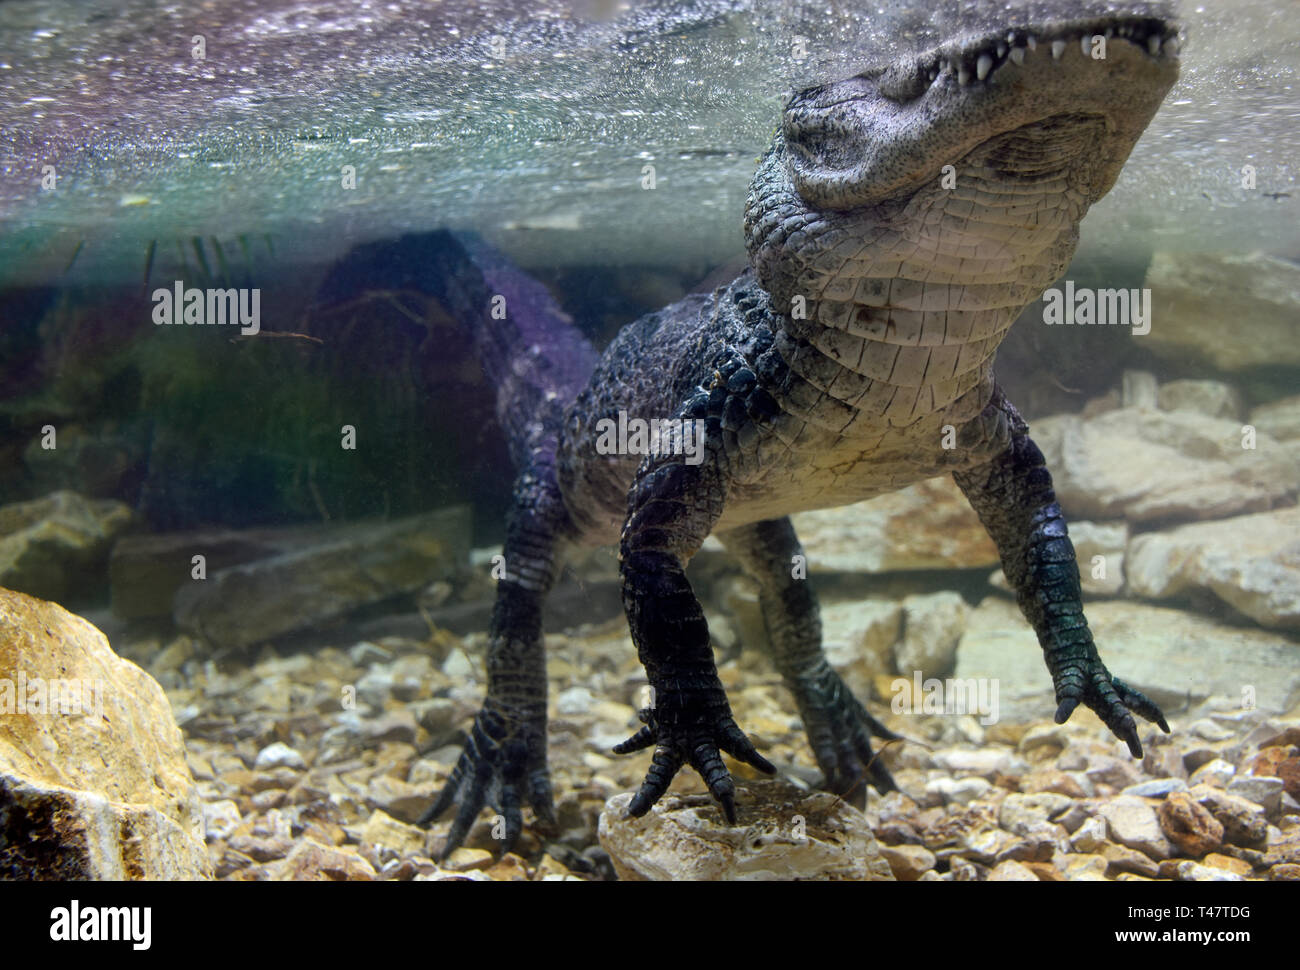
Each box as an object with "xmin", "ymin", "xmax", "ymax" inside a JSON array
[{"xmin": 743, "ymin": 3, "xmax": 1180, "ymax": 424}]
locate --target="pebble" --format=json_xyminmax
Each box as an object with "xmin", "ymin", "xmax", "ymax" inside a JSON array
[
  {"xmin": 1157, "ymin": 791, "xmax": 1224, "ymax": 856},
  {"xmin": 441, "ymin": 649, "xmax": 475, "ymax": 679},
  {"xmin": 1228, "ymin": 775, "xmax": 1285, "ymax": 815},
  {"xmin": 1190, "ymin": 785, "xmax": 1269, "ymax": 848},
  {"xmin": 933, "ymin": 748, "xmax": 1019, "ymax": 778},
  {"xmin": 1099, "ymin": 841, "xmax": 1161, "ymax": 878},
  {"xmin": 1096, "ymin": 796, "xmax": 1170, "ymax": 861},
  {"xmin": 1176, "ymin": 861, "xmax": 1244, "ymax": 882},
  {"xmin": 1122, "ymin": 778, "xmax": 1188, "ymax": 798},
  {"xmin": 999, "ymin": 792, "xmax": 1072, "ymax": 835},
  {"xmin": 254, "ymin": 742, "xmax": 306, "ymax": 770},
  {"xmin": 556, "ymin": 686, "xmax": 595, "ymax": 715},
  {"xmin": 203, "ymin": 800, "xmax": 243, "ymax": 841},
  {"xmin": 1201, "ymin": 853, "xmax": 1252, "ymax": 877},
  {"xmin": 1070, "ymin": 816, "xmax": 1108, "ymax": 853},
  {"xmin": 880, "ymin": 844, "xmax": 936, "ymax": 881},
  {"xmin": 987, "ymin": 859, "xmax": 1039, "ymax": 881},
  {"xmin": 1189, "ymin": 718, "xmax": 1235, "ymax": 742},
  {"xmin": 925, "ymin": 776, "xmax": 992, "ymax": 805},
  {"xmin": 1187, "ymin": 758, "xmax": 1235, "ymax": 788}
]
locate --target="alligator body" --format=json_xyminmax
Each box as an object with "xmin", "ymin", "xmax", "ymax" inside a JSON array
[{"xmin": 420, "ymin": 1, "xmax": 1180, "ymax": 857}]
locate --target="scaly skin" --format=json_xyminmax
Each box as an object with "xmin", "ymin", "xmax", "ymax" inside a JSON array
[{"xmin": 422, "ymin": 2, "xmax": 1179, "ymax": 857}]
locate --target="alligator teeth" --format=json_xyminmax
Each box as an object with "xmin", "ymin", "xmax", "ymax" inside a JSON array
[
  {"xmin": 1051, "ymin": 39, "xmax": 1066, "ymax": 59},
  {"xmin": 957, "ymin": 63, "xmax": 971, "ymax": 84},
  {"xmin": 976, "ymin": 53, "xmax": 993, "ymax": 81},
  {"xmin": 1104, "ymin": 27, "xmax": 1114, "ymax": 39},
  {"xmin": 1026, "ymin": 35, "xmax": 1036, "ymax": 50},
  {"xmin": 1163, "ymin": 36, "xmax": 1180, "ymax": 56},
  {"xmin": 1009, "ymin": 46, "xmax": 1025, "ymax": 65},
  {"xmin": 1147, "ymin": 34, "xmax": 1160, "ymax": 56},
  {"xmin": 996, "ymin": 43, "xmax": 1007, "ymax": 58}
]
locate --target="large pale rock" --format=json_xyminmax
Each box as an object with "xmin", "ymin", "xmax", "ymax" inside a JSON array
[
  {"xmin": 598, "ymin": 779, "xmax": 894, "ymax": 881},
  {"xmin": 110, "ymin": 521, "xmax": 347, "ymax": 620},
  {"xmin": 820, "ymin": 599, "xmax": 902, "ymax": 699},
  {"xmin": 793, "ymin": 477, "xmax": 997, "ymax": 573},
  {"xmin": 1032, "ymin": 408, "xmax": 1298, "ymax": 524},
  {"xmin": 172, "ymin": 507, "xmax": 470, "ymax": 650},
  {"xmin": 1157, "ymin": 380, "xmax": 1243, "ymax": 421},
  {"xmin": 1067, "ymin": 520, "xmax": 1128, "ymax": 596},
  {"xmin": 1249, "ymin": 395, "xmax": 1300, "ymax": 442},
  {"xmin": 954, "ymin": 597, "xmax": 1300, "ymax": 720},
  {"xmin": 0, "ymin": 588, "xmax": 210, "ymax": 879},
  {"xmin": 1143, "ymin": 252, "xmax": 1300, "ymax": 372},
  {"xmin": 895, "ymin": 592, "xmax": 968, "ymax": 681},
  {"xmin": 1126, "ymin": 509, "xmax": 1300, "ymax": 629},
  {"xmin": 0, "ymin": 491, "xmax": 132, "ymax": 602}
]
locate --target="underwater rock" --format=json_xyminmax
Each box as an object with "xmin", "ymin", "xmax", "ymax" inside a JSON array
[
  {"xmin": 819, "ymin": 599, "xmax": 903, "ymax": 698},
  {"xmin": 1143, "ymin": 252, "xmax": 1300, "ymax": 372},
  {"xmin": 1248, "ymin": 394, "xmax": 1300, "ymax": 442},
  {"xmin": 267, "ymin": 838, "xmax": 376, "ymax": 881},
  {"xmin": 895, "ymin": 591, "xmax": 968, "ymax": 682},
  {"xmin": 0, "ymin": 587, "xmax": 210, "ymax": 878},
  {"xmin": 0, "ymin": 490, "xmax": 132, "ymax": 603},
  {"xmin": 1033, "ymin": 408, "xmax": 1298, "ymax": 524},
  {"xmin": 1189, "ymin": 785, "xmax": 1269, "ymax": 849},
  {"xmin": 791, "ymin": 476, "xmax": 998, "ymax": 573},
  {"xmin": 878, "ymin": 844, "xmax": 936, "ymax": 881},
  {"xmin": 1156, "ymin": 380, "xmax": 1244, "ymax": 421},
  {"xmin": 1126, "ymin": 508, "xmax": 1300, "ymax": 630},
  {"xmin": 954, "ymin": 597, "xmax": 1300, "ymax": 719},
  {"xmin": 110, "ymin": 522, "xmax": 339, "ymax": 620},
  {"xmin": 1157, "ymin": 791, "xmax": 1225, "ymax": 857},
  {"xmin": 1095, "ymin": 796, "xmax": 1171, "ymax": 861},
  {"xmin": 1059, "ymin": 519, "xmax": 1126, "ymax": 597},
  {"xmin": 171, "ymin": 507, "xmax": 470, "ymax": 650},
  {"xmin": 597, "ymin": 779, "xmax": 894, "ymax": 881}
]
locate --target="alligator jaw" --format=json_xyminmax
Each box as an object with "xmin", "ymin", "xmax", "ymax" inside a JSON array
[{"xmin": 783, "ymin": 10, "xmax": 1181, "ymax": 210}]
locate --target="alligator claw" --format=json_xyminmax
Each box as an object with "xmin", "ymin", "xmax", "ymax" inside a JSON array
[
  {"xmin": 1053, "ymin": 660, "xmax": 1169, "ymax": 758},
  {"xmin": 615, "ymin": 704, "xmax": 774, "ymax": 822},
  {"xmin": 789, "ymin": 667, "xmax": 899, "ymax": 806},
  {"xmin": 417, "ymin": 707, "xmax": 554, "ymax": 860}
]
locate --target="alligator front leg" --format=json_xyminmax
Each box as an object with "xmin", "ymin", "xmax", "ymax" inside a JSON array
[
  {"xmin": 614, "ymin": 448, "xmax": 775, "ymax": 821},
  {"xmin": 718, "ymin": 517, "xmax": 898, "ymax": 805},
  {"xmin": 418, "ymin": 470, "xmax": 565, "ymax": 858},
  {"xmin": 952, "ymin": 393, "xmax": 1169, "ymax": 756}
]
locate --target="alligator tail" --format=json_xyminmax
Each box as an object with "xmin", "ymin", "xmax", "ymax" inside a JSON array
[{"xmin": 425, "ymin": 230, "xmax": 598, "ymax": 471}]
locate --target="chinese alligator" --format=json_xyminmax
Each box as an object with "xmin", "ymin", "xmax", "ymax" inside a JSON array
[{"xmin": 418, "ymin": 1, "xmax": 1181, "ymax": 857}]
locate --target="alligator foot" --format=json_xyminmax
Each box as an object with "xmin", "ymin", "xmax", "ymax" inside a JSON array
[
  {"xmin": 614, "ymin": 695, "xmax": 775, "ymax": 822},
  {"xmin": 789, "ymin": 666, "xmax": 900, "ymax": 807},
  {"xmin": 417, "ymin": 705, "xmax": 555, "ymax": 860},
  {"xmin": 1053, "ymin": 656, "xmax": 1170, "ymax": 759}
]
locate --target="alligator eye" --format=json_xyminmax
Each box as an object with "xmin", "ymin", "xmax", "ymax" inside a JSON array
[{"xmin": 877, "ymin": 58, "xmax": 932, "ymax": 103}]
